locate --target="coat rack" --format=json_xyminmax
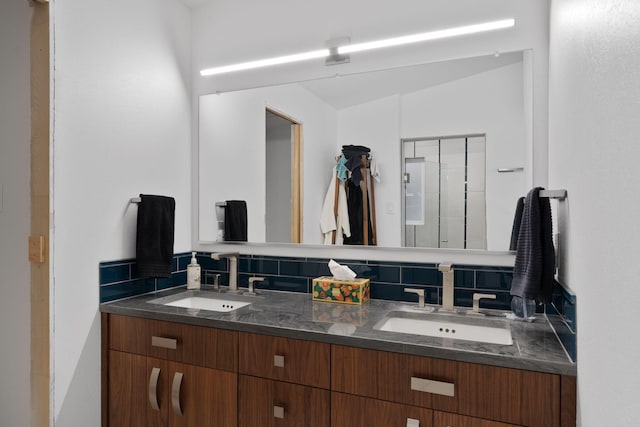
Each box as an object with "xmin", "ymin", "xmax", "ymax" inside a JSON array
[{"xmin": 331, "ymin": 154, "xmax": 377, "ymax": 245}]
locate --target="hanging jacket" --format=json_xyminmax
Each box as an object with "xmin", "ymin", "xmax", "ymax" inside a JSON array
[{"xmin": 320, "ymin": 172, "xmax": 351, "ymax": 244}]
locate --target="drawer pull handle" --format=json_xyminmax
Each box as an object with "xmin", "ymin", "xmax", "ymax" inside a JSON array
[
  {"xmin": 406, "ymin": 418, "xmax": 420, "ymax": 427},
  {"xmin": 148, "ymin": 367, "xmax": 161, "ymax": 411},
  {"xmin": 273, "ymin": 405, "xmax": 285, "ymax": 419},
  {"xmin": 152, "ymin": 336, "xmax": 177, "ymax": 350},
  {"xmin": 410, "ymin": 376, "xmax": 455, "ymax": 397},
  {"xmin": 274, "ymin": 354, "xmax": 285, "ymax": 368},
  {"xmin": 171, "ymin": 372, "xmax": 184, "ymax": 416}
]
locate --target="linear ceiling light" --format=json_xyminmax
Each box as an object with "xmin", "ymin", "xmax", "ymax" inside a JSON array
[
  {"xmin": 200, "ymin": 19, "xmax": 515, "ymax": 77},
  {"xmin": 200, "ymin": 49, "xmax": 330, "ymax": 76},
  {"xmin": 338, "ymin": 19, "xmax": 516, "ymax": 54}
]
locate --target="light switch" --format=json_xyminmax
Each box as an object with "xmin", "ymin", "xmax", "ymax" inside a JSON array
[{"xmin": 386, "ymin": 202, "xmax": 394, "ymax": 214}]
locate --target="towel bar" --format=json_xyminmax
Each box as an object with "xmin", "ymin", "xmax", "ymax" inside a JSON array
[
  {"xmin": 130, "ymin": 197, "xmax": 141, "ymax": 204},
  {"xmin": 539, "ymin": 189, "xmax": 566, "ymax": 199}
]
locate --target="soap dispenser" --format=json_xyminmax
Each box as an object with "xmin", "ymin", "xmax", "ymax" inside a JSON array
[{"xmin": 187, "ymin": 252, "xmax": 201, "ymax": 290}]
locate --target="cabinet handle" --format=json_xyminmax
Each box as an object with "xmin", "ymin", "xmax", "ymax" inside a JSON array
[
  {"xmin": 273, "ymin": 405, "xmax": 285, "ymax": 419},
  {"xmin": 273, "ymin": 354, "xmax": 285, "ymax": 368},
  {"xmin": 406, "ymin": 418, "xmax": 420, "ymax": 427},
  {"xmin": 152, "ymin": 336, "xmax": 177, "ymax": 350},
  {"xmin": 148, "ymin": 367, "xmax": 161, "ymax": 411},
  {"xmin": 171, "ymin": 372, "xmax": 184, "ymax": 416},
  {"xmin": 410, "ymin": 376, "xmax": 455, "ymax": 397}
]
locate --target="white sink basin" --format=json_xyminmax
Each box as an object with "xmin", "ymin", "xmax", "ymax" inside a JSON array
[
  {"xmin": 149, "ymin": 292, "xmax": 253, "ymax": 313},
  {"xmin": 374, "ymin": 312, "xmax": 513, "ymax": 345}
]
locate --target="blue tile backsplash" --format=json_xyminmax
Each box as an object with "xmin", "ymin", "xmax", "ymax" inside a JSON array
[{"xmin": 99, "ymin": 252, "xmax": 576, "ymax": 361}]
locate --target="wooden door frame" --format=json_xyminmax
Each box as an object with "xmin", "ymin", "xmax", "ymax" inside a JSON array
[{"xmin": 30, "ymin": 2, "xmax": 50, "ymax": 426}]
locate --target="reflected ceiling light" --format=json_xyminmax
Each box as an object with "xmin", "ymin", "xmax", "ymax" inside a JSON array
[{"xmin": 200, "ymin": 18, "xmax": 515, "ymax": 77}]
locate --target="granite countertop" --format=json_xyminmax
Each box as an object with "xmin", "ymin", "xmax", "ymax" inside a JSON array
[{"xmin": 100, "ymin": 286, "xmax": 576, "ymax": 376}]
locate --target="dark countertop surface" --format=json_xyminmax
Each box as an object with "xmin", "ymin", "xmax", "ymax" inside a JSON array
[{"xmin": 100, "ymin": 286, "xmax": 576, "ymax": 376}]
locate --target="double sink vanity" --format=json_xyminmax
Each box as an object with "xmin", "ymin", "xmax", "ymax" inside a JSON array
[{"xmin": 101, "ymin": 279, "xmax": 576, "ymax": 427}]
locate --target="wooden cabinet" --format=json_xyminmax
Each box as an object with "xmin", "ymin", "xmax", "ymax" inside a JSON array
[
  {"xmin": 104, "ymin": 314, "xmax": 238, "ymax": 427},
  {"xmin": 331, "ymin": 392, "xmax": 433, "ymax": 427},
  {"xmin": 103, "ymin": 314, "xmax": 575, "ymax": 427},
  {"xmin": 332, "ymin": 345, "xmax": 561, "ymax": 427},
  {"xmin": 238, "ymin": 332, "xmax": 331, "ymax": 426}
]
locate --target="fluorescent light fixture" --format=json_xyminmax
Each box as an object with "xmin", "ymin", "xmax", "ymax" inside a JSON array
[
  {"xmin": 199, "ymin": 18, "xmax": 515, "ymax": 77},
  {"xmin": 338, "ymin": 19, "xmax": 515, "ymax": 54},
  {"xmin": 200, "ymin": 49, "xmax": 330, "ymax": 76}
]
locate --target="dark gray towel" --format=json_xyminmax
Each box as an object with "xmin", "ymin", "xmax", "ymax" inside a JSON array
[
  {"xmin": 224, "ymin": 200, "xmax": 247, "ymax": 242},
  {"xmin": 136, "ymin": 194, "xmax": 175, "ymax": 278},
  {"xmin": 509, "ymin": 197, "xmax": 525, "ymax": 251},
  {"xmin": 510, "ymin": 187, "xmax": 555, "ymax": 303}
]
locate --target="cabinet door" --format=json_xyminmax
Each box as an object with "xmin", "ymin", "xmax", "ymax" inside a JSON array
[
  {"xmin": 109, "ymin": 350, "xmax": 168, "ymax": 427},
  {"xmin": 433, "ymin": 411, "xmax": 522, "ymax": 427},
  {"xmin": 239, "ymin": 332, "xmax": 330, "ymax": 388},
  {"xmin": 239, "ymin": 375, "xmax": 330, "ymax": 427},
  {"xmin": 332, "ymin": 392, "xmax": 433, "ymax": 427},
  {"xmin": 167, "ymin": 362, "xmax": 237, "ymax": 427}
]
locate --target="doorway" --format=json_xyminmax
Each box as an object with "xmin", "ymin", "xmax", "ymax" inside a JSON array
[{"xmin": 265, "ymin": 109, "xmax": 302, "ymax": 243}]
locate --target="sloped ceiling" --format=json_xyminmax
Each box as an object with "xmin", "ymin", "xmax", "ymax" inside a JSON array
[{"xmin": 300, "ymin": 51, "xmax": 523, "ymax": 110}]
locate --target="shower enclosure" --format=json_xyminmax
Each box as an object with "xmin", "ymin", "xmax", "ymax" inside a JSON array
[{"xmin": 402, "ymin": 135, "xmax": 486, "ymax": 249}]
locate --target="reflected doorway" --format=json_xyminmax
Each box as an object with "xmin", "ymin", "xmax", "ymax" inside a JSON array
[
  {"xmin": 265, "ymin": 109, "xmax": 302, "ymax": 243},
  {"xmin": 402, "ymin": 135, "xmax": 486, "ymax": 249}
]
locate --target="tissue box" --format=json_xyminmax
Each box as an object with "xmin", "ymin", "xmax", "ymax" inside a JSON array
[{"xmin": 312, "ymin": 276, "xmax": 370, "ymax": 305}]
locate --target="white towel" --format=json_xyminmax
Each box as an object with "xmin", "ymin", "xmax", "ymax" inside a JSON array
[{"xmin": 320, "ymin": 173, "xmax": 351, "ymax": 244}]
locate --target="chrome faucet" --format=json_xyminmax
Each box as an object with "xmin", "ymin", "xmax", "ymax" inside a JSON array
[
  {"xmin": 247, "ymin": 277, "xmax": 265, "ymax": 296},
  {"xmin": 438, "ymin": 262, "xmax": 455, "ymax": 312},
  {"xmin": 211, "ymin": 252, "xmax": 240, "ymax": 292},
  {"xmin": 404, "ymin": 288, "xmax": 425, "ymax": 308}
]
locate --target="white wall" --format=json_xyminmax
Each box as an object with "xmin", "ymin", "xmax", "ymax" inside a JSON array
[
  {"xmin": 199, "ymin": 85, "xmax": 338, "ymax": 244},
  {"xmin": 0, "ymin": 2, "xmax": 32, "ymax": 426},
  {"xmin": 548, "ymin": 0, "xmax": 640, "ymax": 425},
  {"xmin": 192, "ymin": 0, "xmax": 551, "ymax": 256},
  {"xmin": 402, "ymin": 62, "xmax": 525, "ymax": 250},
  {"xmin": 52, "ymin": 0, "xmax": 192, "ymax": 425}
]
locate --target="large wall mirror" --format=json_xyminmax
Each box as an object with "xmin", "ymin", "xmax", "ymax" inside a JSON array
[{"xmin": 199, "ymin": 50, "xmax": 531, "ymax": 252}]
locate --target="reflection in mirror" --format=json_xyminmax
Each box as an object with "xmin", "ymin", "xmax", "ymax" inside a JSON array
[
  {"xmin": 199, "ymin": 50, "xmax": 530, "ymax": 251},
  {"xmin": 403, "ymin": 135, "xmax": 486, "ymax": 250}
]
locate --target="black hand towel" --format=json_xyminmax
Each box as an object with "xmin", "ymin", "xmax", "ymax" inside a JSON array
[
  {"xmin": 224, "ymin": 200, "xmax": 247, "ymax": 242},
  {"xmin": 510, "ymin": 187, "xmax": 555, "ymax": 304},
  {"xmin": 136, "ymin": 194, "xmax": 175, "ymax": 278},
  {"xmin": 509, "ymin": 197, "xmax": 525, "ymax": 251}
]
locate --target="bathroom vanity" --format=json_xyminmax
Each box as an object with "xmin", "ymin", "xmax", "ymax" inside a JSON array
[{"xmin": 101, "ymin": 288, "xmax": 576, "ymax": 427}]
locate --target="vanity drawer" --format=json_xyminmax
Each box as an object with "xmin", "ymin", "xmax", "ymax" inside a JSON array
[
  {"xmin": 433, "ymin": 411, "xmax": 522, "ymax": 427},
  {"xmin": 331, "ymin": 392, "xmax": 433, "ymax": 427},
  {"xmin": 108, "ymin": 314, "xmax": 237, "ymax": 372},
  {"xmin": 331, "ymin": 345, "xmax": 559, "ymax": 427},
  {"xmin": 238, "ymin": 332, "xmax": 331, "ymax": 388},
  {"xmin": 239, "ymin": 375, "xmax": 330, "ymax": 427}
]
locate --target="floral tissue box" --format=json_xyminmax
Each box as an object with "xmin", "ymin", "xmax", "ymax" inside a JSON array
[{"xmin": 312, "ymin": 276, "xmax": 370, "ymax": 305}]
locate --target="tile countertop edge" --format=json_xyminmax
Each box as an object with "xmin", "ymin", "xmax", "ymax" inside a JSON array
[{"xmin": 100, "ymin": 290, "xmax": 576, "ymax": 377}]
